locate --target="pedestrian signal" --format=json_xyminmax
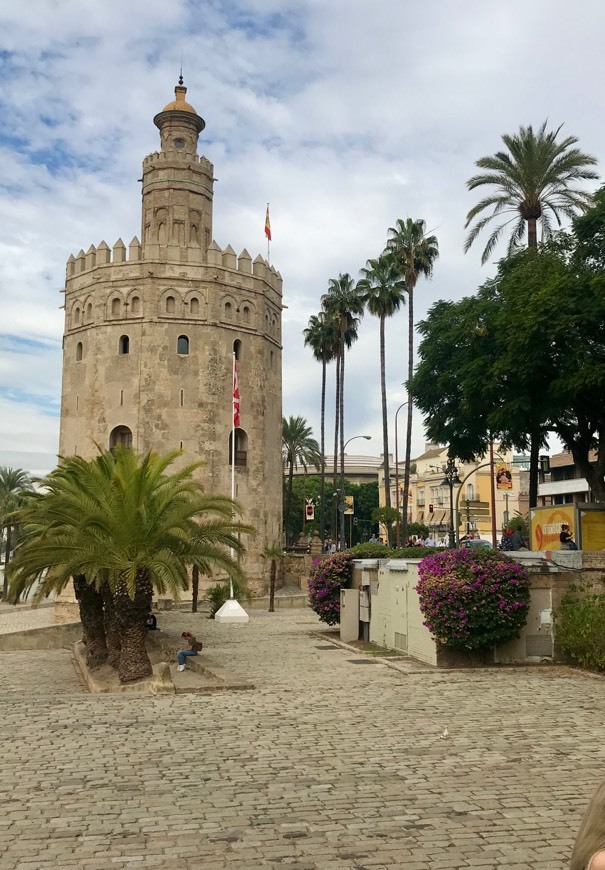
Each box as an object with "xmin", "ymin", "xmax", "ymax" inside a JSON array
[{"xmin": 429, "ymin": 503, "xmax": 434, "ymax": 512}]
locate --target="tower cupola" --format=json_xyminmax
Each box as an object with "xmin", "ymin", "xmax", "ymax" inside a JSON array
[{"xmin": 153, "ymin": 76, "xmax": 205, "ymax": 155}]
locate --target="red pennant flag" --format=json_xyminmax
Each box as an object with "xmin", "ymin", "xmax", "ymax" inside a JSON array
[
  {"xmin": 265, "ymin": 205, "xmax": 271, "ymax": 241},
  {"xmin": 233, "ymin": 360, "xmax": 240, "ymax": 428}
]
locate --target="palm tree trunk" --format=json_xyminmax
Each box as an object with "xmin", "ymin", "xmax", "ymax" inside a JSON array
[
  {"xmin": 2, "ymin": 524, "xmax": 11, "ymax": 601},
  {"xmin": 73, "ymin": 576, "xmax": 108, "ymax": 669},
  {"xmin": 113, "ymin": 574, "xmax": 153, "ymax": 683},
  {"xmin": 100, "ymin": 582, "xmax": 121, "ymax": 670},
  {"xmin": 332, "ymin": 345, "xmax": 341, "ymax": 540},
  {"xmin": 320, "ymin": 358, "xmax": 327, "ymax": 543},
  {"xmin": 379, "ymin": 315, "xmax": 391, "ymax": 509},
  {"xmin": 339, "ymin": 338, "xmax": 346, "ymax": 549},
  {"xmin": 527, "ymin": 217, "xmax": 538, "ymax": 249},
  {"xmin": 268, "ymin": 559, "xmax": 276, "ymax": 612},
  {"xmin": 191, "ymin": 565, "xmax": 199, "ymax": 613},
  {"xmin": 401, "ymin": 285, "xmax": 415, "ymax": 545}
]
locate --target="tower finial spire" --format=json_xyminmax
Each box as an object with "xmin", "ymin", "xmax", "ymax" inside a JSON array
[{"xmin": 179, "ymin": 52, "xmax": 183, "ymax": 86}]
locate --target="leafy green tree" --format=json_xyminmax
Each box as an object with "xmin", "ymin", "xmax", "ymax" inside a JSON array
[
  {"xmin": 358, "ymin": 252, "xmax": 406, "ymax": 508},
  {"xmin": 284, "ymin": 477, "xmax": 379, "ymax": 546},
  {"xmin": 303, "ymin": 311, "xmax": 339, "ymax": 541},
  {"xmin": 282, "ymin": 416, "xmax": 321, "ymax": 544},
  {"xmin": 0, "ymin": 467, "xmax": 33, "ymax": 601},
  {"xmin": 464, "ymin": 120, "xmax": 597, "ymax": 263},
  {"xmin": 371, "ymin": 505, "xmax": 399, "ymax": 546},
  {"xmin": 321, "ymin": 274, "xmax": 365, "ymax": 536},
  {"xmin": 9, "ymin": 449, "xmax": 250, "ymax": 683},
  {"xmin": 386, "ymin": 218, "xmax": 439, "ymax": 544}
]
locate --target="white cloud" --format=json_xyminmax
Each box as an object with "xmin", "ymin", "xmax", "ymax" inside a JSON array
[{"xmin": 0, "ymin": 0, "xmax": 604, "ymax": 474}]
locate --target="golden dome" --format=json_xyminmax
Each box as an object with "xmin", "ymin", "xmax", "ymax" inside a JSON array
[{"xmin": 162, "ymin": 81, "xmax": 198, "ymax": 115}]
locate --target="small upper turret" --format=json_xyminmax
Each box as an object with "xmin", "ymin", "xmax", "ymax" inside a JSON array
[{"xmin": 153, "ymin": 76, "xmax": 205, "ymax": 155}]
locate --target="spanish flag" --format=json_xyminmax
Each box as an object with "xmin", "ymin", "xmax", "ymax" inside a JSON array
[{"xmin": 265, "ymin": 204, "xmax": 271, "ymax": 241}]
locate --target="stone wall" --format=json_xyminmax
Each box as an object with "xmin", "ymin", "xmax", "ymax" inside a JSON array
[{"xmin": 0, "ymin": 621, "xmax": 82, "ymax": 650}]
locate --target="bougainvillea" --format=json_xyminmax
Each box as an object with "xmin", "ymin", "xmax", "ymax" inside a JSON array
[
  {"xmin": 308, "ymin": 551, "xmax": 354, "ymax": 625},
  {"xmin": 416, "ymin": 548, "xmax": 530, "ymax": 650}
]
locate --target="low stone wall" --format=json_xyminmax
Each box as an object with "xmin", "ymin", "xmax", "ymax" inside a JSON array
[{"xmin": 0, "ymin": 621, "xmax": 82, "ymax": 650}]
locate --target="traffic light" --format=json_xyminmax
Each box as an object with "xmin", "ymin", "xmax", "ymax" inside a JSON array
[
  {"xmin": 429, "ymin": 503, "xmax": 434, "ymax": 512},
  {"xmin": 305, "ymin": 503, "xmax": 315, "ymax": 521},
  {"xmin": 539, "ymin": 455, "xmax": 550, "ymax": 474}
]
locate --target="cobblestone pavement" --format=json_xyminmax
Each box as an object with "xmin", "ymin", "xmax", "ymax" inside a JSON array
[
  {"xmin": 1, "ymin": 608, "xmax": 603, "ymax": 869},
  {"xmin": 0, "ymin": 604, "xmax": 56, "ymax": 635}
]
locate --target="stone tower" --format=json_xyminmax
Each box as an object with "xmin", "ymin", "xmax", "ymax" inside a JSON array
[{"xmin": 59, "ymin": 79, "xmax": 283, "ymax": 592}]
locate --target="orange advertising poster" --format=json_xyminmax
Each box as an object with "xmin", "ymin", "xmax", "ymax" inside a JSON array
[
  {"xmin": 530, "ymin": 505, "xmax": 575, "ymax": 550},
  {"xmin": 496, "ymin": 462, "xmax": 513, "ymax": 491}
]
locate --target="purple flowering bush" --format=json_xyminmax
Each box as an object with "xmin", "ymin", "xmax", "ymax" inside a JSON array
[
  {"xmin": 416, "ymin": 549, "xmax": 530, "ymax": 650},
  {"xmin": 308, "ymin": 551, "xmax": 354, "ymax": 625}
]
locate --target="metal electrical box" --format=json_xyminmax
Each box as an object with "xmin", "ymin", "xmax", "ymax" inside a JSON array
[{"xmin": 340, "ymin": 588, "xmax": 360, "ymax": 643}]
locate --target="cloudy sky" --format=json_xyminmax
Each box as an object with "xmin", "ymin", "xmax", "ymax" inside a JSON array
[{"xmin": 1, "ymin": 0, "xmax": 603, "ymax": 475}]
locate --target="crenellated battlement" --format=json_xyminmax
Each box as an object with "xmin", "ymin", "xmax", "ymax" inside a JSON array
[
  {"xmin": 65, "ymin": 236, "xmax": 282, "ymax": 296},
  {"xmin": 142, "ymin": 151, "xmax": 214, "ymax": 172}
]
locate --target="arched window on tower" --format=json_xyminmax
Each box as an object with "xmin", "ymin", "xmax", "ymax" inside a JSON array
[
  {"xmin": 242, "ymin": 305, "xmax": 250, "ymax": 324},
  {"xmin": 224, "ymin": 301, "xmax": 233, "ymax": 320},
  {"xmin": 111, "ymin": 298, "xmax": 121, "ymax": 317},
  {"xmin": 74, "ymin": 306, "xmax": 81, "ymax": 326},
  {"xmin": 131, "ymin": 296, "xmax": 140, "ymax": 315},
  {"xmin": 229, "ymin": 428, "xmax": 248, "ymax": 467},
  {"xmin": 190, "ymin": 297, "xmax": 199, "ymax": 316},
  {"xmin": 76, "ymin": 341, "xmax": 83, "ymax": 361},
  {"xmin": 177, "ymin": 335, "xmax": 189, "ymax": 355},
  {"xmin": 166, "ymin": 295, "xmax": 175, "ymax": 314},
  {"xmin": 109, "ymin": 426, "xmax": 133, "ymax": 452},
  {"xmin": 86, "ymin": 302, "xmax": 92, "ymax": 321},
  {"xmin": 119, "ymin": 335, "xmax": 130, "ymax": 355},
  {"xmin": 233, "ymin": 339, "xmax": 241, "ymax": 361}
]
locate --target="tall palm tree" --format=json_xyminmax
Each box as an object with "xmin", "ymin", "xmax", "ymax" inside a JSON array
[
  {"xmin": 386, "ymin": 219, "xmax": 439, "ymax": 544},
  {"xmin": 321, "ymin": 274, "xmax": 365, "ymax": 541},
  {"xmin": 282, "ymin": 416, "xmax": 321, "ymax": 544},
  {"xmin": 358, "ymin": 253, "xmax": 407, "ymax": 509},
  {"xmin": 303, "ymin": 311, "xmax": 339, "ymax": 541},
  {"xmin": 464, "ymin": 121, "xmax": 598, "ymax": 506},
  {"xmin": 0, "ymin": 467, "xmax": 33, "ymax": 600},
  {"xmin": 8, "ymin": 449, "xmax": 251, "ymax": 683},
  {"xmin": 464, "ymin": 121, "xmax": 598, "ymax": 263}
]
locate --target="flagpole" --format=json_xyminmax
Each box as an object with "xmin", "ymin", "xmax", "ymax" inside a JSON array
[{"xmin": 230, "ymin": 351, "xmax": 236, "ymax": 599}]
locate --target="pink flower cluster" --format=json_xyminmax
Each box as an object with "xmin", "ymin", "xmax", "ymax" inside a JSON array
[
  {"xmin": 308, "ymin": 551, "xmax": 354, "ymax": 626},
  {"xmin": 416, "ymin": 548, "xmax": 530, "ymax": 650}
]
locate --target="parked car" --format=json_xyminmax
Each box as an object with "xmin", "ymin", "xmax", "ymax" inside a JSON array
[{"xmin": 459, "ymin": 538, "xmax": 492, "ymax": 550}]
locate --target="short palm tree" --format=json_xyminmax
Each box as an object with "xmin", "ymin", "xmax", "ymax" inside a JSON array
[
  {"xmin": 386, "ymin": 219, "xmax": 439, "ymax": 544},
  {"xmin": 8, "ymin": 449, "xmax": 251, "ymax": 683},
  {"xmin": 464, "ymin": 121, "xmax": 598, "ymax": 264},
  {"xmin": 0, "ymin": 467, "xmax": 33, "ymax": 600},
  {"xmin": 282, "ymin": 416, "xmax": 321, "ymax": 544},
  {"xmin": 303, "ymin": 311, "xmax": 339, "ymax": 540},
  {"xmin": 321, "ymin": 274, "xmax": 365, "ymax": 538},
  {"xmin": 358, "ymin": 253, "xmax": 407, "ymax": 508},
  {"xmin": 262, "ymin": 543, "xmax": 285, "ymax": 612}
]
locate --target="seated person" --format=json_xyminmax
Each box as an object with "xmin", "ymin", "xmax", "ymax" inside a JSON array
[
  {"xmin": 177, "ymin": 632, "xmax": 201, "ymax": 672},
  {"xmin": 145, "ymin": 613, "xmax": 158, "ymax": 631}
]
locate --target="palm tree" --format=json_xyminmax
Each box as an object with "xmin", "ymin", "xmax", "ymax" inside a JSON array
[
  {"xmin": 464, "ymin": 121, "xmax": 598, "ymax": 506},
  {"xmin": 303, "ymin": 311, "xmax": 339, "ymax": 541},
  {"xmin": 282, "ymin": 416, "xmax": 321, "ymax": 544},
  {"xmin": 321, "ymin": 274, "xmax": 365, "ymax": 541},
  {"xmin": 358, "ymin": 252, "xmax": 407, "ymax": 508},
  {"xmin": 0, "ymin": 467, "xmax": 33, "ymax": 600},
  {"xmin": 386, "ymin": 219, "xmax": 439, "ymax": 545},
  {"xmin": 8, "ymin": 448, "xmax": 252, "ymax": 683},
  {"xmin": 464, "ymin": 121, "xmax": 598, "ymax": 263},
  {"xmin": 262, "ymin": 543, "xmax": 285, "ymax": 612}
]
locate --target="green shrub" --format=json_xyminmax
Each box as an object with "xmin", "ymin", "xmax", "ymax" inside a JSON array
[
  {"xmin": 416, "ymin": 549, "xmax": 531, "ymax": 650},
  {"xmin": 206, "ymin": 576, "xmax": 249, "ymax": 618},
  {"xmin": 555, "ymin": 584, "xmax": 605, "ymax": 670},
  {"xmin": 351, "ymin": 543, "xmax": 440, "ymax": 560}
]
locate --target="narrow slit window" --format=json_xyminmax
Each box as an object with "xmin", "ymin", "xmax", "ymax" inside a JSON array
[
  {"xmin": 120, "ymin": 390, "xmax": 124, "ymax": 406},
  {"xmin": 180, "ymin": 389, "xmax": 184, "ymax": 406},
  {"xmin": 76, "ymin": 341, "xmax": 83, "ymax": 361}
]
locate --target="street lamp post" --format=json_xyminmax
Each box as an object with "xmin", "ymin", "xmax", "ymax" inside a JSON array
[
  {"xmin": 440, "ymin": 457, "xmax": 462, "ymax": 548},
  {"xmin": 339, "ymin": 434, "xmax": 371, "ymax": 550},
  {"xmin": 394, "ymin": 401, "xmax": 408, "ymax": 547}
]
